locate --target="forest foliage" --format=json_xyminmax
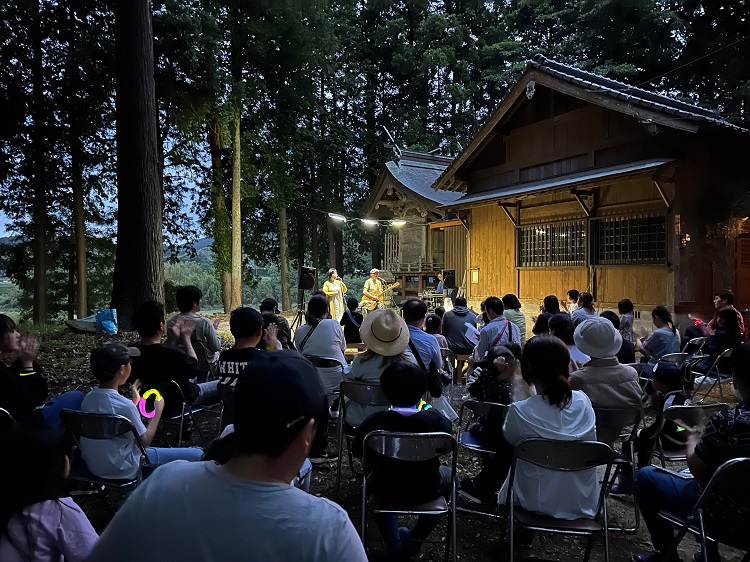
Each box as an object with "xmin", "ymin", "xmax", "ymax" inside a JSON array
[{"xmin": 1, "ymin": 0, "xmax": 748, "ymax": 320}]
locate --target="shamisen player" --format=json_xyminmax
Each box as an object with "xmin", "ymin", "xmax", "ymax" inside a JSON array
[{"xmin": 362, "ymin": 268, "xmax": 385, "ymax": 309}]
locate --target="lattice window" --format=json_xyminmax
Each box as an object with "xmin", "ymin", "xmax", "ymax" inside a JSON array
[
  {"xmin": 591, "ymin": 215, "xmax": 667, "ymax": 265},
  {"xmin": 517, "ymin": 220, "xmax": 586, "ymax": 267}
]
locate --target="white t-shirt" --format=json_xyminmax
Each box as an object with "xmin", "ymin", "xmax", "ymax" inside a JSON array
[
  {"xmin": 80, "ymin": 388, "xmax": 146, "ymax": 480},
  {"xmin": 88, "ymin": 460, "xmax": 367, "ymax": 562}
]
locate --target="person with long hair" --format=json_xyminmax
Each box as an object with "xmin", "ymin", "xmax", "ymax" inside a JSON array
[
  {"xmin": 542, "ymin": 295, "xmax": 561, "ymax": 315},
  {"xmin": 502, "ymin": 294, "xmax": 526, "ymax": 345},
  {"xmin": 500, "ymin": 336, "xmax": 598, "ymax": 520},
  {"xmin": 571, "ymin": 292, "xmax": 597, "ymax": 326},
  {"xmin": 636, "ymin": 306, "xmax": 680, "ymax": 375},
  {"xmin": 531, "ymin": 312, "xmax": 552, "ymax": 336},
  {"xmin": 548, "ymin": 313, "xmax": 589, "ymax": 370},
  {"xmin": 0, "ymin": 427, "xmax": 98, "ymax": 560},
  {"xmin": 322, "ymin": 268, "xmax": 348, "ymax": 322}
]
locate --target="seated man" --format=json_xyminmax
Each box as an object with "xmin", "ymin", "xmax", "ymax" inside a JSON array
[
  {"xmin": 441, "ymin": 296, "xmax": 479, "ymax": 355},
  {"xmin": 353, "ymin": 362, "xmax": 452, "ymax": 559},
  {"xmin": 80, "ymin": 343, "xmax": 203, "ymax": 480},
  {"xmin": 129, "ymin": 301, "xmax": 218, "ymax": 414},
  {"xmin": 340, "ymin": 297, "xmax": 363, "ymax": 344},
  {"xmin": 475, "ymin": 296, "xmax": 521, "ymax": 358},
  {"xmin": 570, "ymin": 317, "xmax": 642, "ymax": 445},
  {"xmin": 259, "ymin": 297, "xmax": 294, "ymax": 350},
  {"xmin": 632, "ymin": 342, "xmax": 750, "ymax": 562},
  {"xmin": 403, "ymin": 298, "xmax": 444, "ymax": 397},
  {"xmin": 165, "ymin": 285, "xmax": 222, "ymax": 380},
  {"xmin": 87, "ymin": 352, "xmax": 367, "ymax": 562}
]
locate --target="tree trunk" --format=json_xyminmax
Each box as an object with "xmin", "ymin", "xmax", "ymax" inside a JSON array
[
  {"xmin": 208, "ymin": 118, "xmax": 231, "ymax": 312},
  {"xmin": 279, "ymin": 206, "xmax": 291, "ymax": 311},
  {"xmin": 312, "ymin": 218, "xmax": 319, "ymax": 291},
  {"xmin": 229, "ymin": 112, "xmax": 242, "ymax": 310},
  {"xmin": 327, "ymin": 217, "xmax": 336, "ymax": 272},
  {"xmin": 110, "ymin": 0, "xmax": 164, "ymax": 331},
  {"xmin": 31, "ymin": 0, "xmax": 46, "ymax": 324}
]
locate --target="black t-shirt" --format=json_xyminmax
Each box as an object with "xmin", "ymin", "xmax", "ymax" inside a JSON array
[
  {"xmin": 130, "ymin": 343, "xmax": 199, "ymax": 410},
  {"xmin": 340, "ymin": 310, "xmax": 363, "ymax": 344},
  {"xmin": 0, "ymin": 361, "xmax": 47, "ymax": 426},
  {"xmin": 353, "ymin": 408, "xmax": 451, "ymax": 502},
  {"xmin": 217, "ymin": 346, "xmax": 264, "ymax": 388},
  {"xmin": 616, "ymin": 339, "xmax": 636, "ymax": 364}
]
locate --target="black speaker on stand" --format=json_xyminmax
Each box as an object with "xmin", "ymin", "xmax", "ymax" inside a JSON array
[
  {"xmin": 292, "ymin": 266, "xmax": 316, "ymax": 331},
  {"xmin": 442, "ymin": 269, "xmax": 456, "ymax": 289}
]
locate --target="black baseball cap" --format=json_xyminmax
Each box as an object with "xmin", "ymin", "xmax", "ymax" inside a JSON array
[
  {"xmin": 90, "ymin": 342, "xmax": 141, "ymax": 381},
  {"xmin": 233, "ymin": 351, "xmax": 327, "ymax": 456},
  {"xmin": 653, "ymin": 361, "xmax": 684, "ymax": 390},
  {"xmin": 259, "ymin": 297, "xmax": 279, "ymax": 312}
]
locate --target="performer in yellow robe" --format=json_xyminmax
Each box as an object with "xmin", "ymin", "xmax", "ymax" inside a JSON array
[{"xmin": 322, "ymin": 268, "xmax": 347, "ymax": 321}]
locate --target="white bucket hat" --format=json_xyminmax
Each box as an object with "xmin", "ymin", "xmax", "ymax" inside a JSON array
[
  {"xmin": 573, "ymin": 316, "xmax": 623, "ymax": 359},
  {"xmin": 359, "ymin": 309, "xmax": 409, "ymax": 357}
]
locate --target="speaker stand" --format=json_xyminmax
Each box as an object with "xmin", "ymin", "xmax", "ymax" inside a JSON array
[{"xmin": 290, "ymin": 290, "xmax": 306, "ymax": 332}]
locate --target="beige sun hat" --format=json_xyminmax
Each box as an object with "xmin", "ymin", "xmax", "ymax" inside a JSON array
[{"xmin": 359, "ymin": 308, "xmax": 410, "ymax": 357}]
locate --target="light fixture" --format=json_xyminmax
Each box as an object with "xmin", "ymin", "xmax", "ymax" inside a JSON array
[
  {"xmin": 328, "ymin": 213, "xmax": 347, "ymax": 222},
  {"xmin": 360, "ymin": 218, "xmax": 378, "ymax": 227},
  {"xmin": 391, "ymin": 220, "xmax": 406, "ymax": 227}
]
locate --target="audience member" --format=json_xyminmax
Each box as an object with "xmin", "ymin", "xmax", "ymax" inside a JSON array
[
  {"xmin": 441, "ymin": 296, "xmax": 479, "ymax": 355},
  {"xmin": 475, "ymin": 296, "xmax": 521, "ymax": 358},
  {"xmin": 502, "ymin": 293, "xmax": 527, "ymax": 345},
  {"xmin": 461, "ymin": 344, "xmax": 532, "ymax": 503},
  {"xmin": 531, "ymin": 312, "xmax": 552, "ymax": 336},
  {"xmin": 0, "ymin": 426, "xmax": 98, "ymax": 561},
  {"xmin": 548, "ymin": 313, "xmax": 590, "ymax": 370},
  {"xmin": 165, "ymin": 285, "xmax": 221, "ymax": 380},
  {"xmin": 692, "ymin": 307, "xmax": 742, "ymax": 374},
  {"xmin": 542, "ymin": 295, "xmax": 562, "ymax": 315},
  {"xmin": 81, "ymin": 343, "xmax": 203, "ymax": 480},
  {"xmin": 618, "ymin": 298, "xmax": 635, "ymax": 343},
  {"xmin": 571, "ymin": 291, "xmax": 597, "ymax": 326},
  {"xmin": 344, "ymin": 309, "xmax": 411, "ymax": 427},
  {"xmin": 501, "ymin": 336, "xmax": 599, "ymax": 520},
  {"xmin": 434, "ymin": 306, "xmax": 446, "ymax": 318},
  {"xmin": 260, "ymin": 297, "xmax": 294, "ymax": 349},
  {"xmin": 566, "ymin": 289, "xmax": 580, "ymax": 314},
  {"xmin": 600, "ymin": 311, "xmax": 636, "ymax": 363},
  {"xmin": 0, "ymin": 314, "xmax": 84, "ymax": 429},
  {"xmin": 88, "ymin": 352, "xmax": 367, "ymax": 562},
  {"xmin": 130, "ymin": 301, "xmax": 219, "ymax": 414},
  {"xmin": 218, "ymin": 307, "xmax": 266, "ymax": 388},
  {"xmin": 352, "ymin": 362, "xmax": 452, "ymax": 559},
  {"xmin": 636, "ymin": 306, "xmax": 680, "ymax": 376},
  {"xmin": 570, "ymin": 317, "xmax": 642, "ymax": 445},
  {"xmin": 425, "ymin": 313, "xmax": 448, "ymax": 349},
  {"xmin": 340, "ymin": 297, "xmax": 363, "ymax": 344},
  {"xmin": 258, "ymin": 313, "xmax": 283, "ymax": 350},
  {"xmin": 403, "ymin": 299, "xmax": 444, "ymax": 397},
  {"xmin": 632, "ymin": 342, "xmax": 750, "ymax": 562},
  {"xmin": 704, "ymin": 289, "xmax": 745, "ymax": 337}
]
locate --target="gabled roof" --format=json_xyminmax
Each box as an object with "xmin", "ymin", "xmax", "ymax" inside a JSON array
[
  {"xmin": 434, "ymin": 54, "xmax": 747, "ymax": 192},
  {"xmin": 361, "ymin": 150, "xmax": 462, "ymax": 217}
]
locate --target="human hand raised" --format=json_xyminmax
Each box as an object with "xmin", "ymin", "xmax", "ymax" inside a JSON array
[
  {"xmin": 212, "ymin": 318, "xmax": 221, "ymax": 329},
  {"xmin": 171, "ymin": 316, "xmax": 195, "ymax": 342},
  {"xmin": 263, "ymin": 323, "xmax": 281, "ymax": 350},
  {"xmin": 153, "ymin": 395, "xmax": 165, "ymax": 417},
  {"xmin": 131, "ymin": 379, "xmax": 141, "ymax": 402},
  {"xmin": 17, "ymin": 334, "xmax": 39, "ymax": 369}
]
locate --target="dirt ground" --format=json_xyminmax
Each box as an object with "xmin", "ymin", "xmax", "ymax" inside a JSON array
[{"xmin": 35, "ymin": 324, "xmax": 746, "ymax": 561}]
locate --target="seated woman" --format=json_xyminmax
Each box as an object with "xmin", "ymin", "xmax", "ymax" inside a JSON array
[
  {"xmin": 344, "ymin": 309, "xmax": 412, "ymax": 428},
  {"xmin": 500, "ymin": 335, "xmax": 599, "ymax": 521},
  {"xmin": 502, "ymin": 294, "xmax": 527, "ymax": 345},
  {"xmin": 691, "ymin": 307, "xmax": 742, "ymax": 375},
  {"xmin": 340, "ymin": 297, "xmax": 363, "ymax": 345},
  {"xmin": 424, "ymin": 313, "xmax": 448, "ymax": 349},
  {"xmin": 636, "ymin": 306, "xmax": 681, "ymax": 376},
  {"xmin": 0, "ymin": 427, "xmax": 99, "ymax": 560},
  {"xmin": 531, "ymin": 312, "xmax": 552, "ymax": 337},
  {"xmin": 571, "ymin": 291, "xmax": 597, "ymax": 326},
  {"xmin": 542, "ymin": 295, "xmax": 562, "ymax": 315},
  {"xmin": 549, "ymin": 313, "xmax": 590, "ymax": 371},
  {"xmin": 461, "ymin": 344, "xmax": 533, "ymax": 503}
]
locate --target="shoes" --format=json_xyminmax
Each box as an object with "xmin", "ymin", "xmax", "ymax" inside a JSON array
[
  {"xmin": 459, "ymin": 477, "xmax": 495, "ymax": 505},
  {"xmin": 399, "ymin": 526, "xmax": 420, "ymax": 561},
  {"xmin": 309, "ymin": 450, "xmax": 339, "ymax": 465},
  {"xmin": 610, "ymin": 469, "xmax": 635, "ymax": 495}
]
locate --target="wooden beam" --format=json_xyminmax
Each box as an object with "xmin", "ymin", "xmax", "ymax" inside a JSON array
[
  {"xmin": 573, "ymin": 192, "xmax": 591, "ymax": 217},
  {"xmin": 499, "ymin": 203, "xmax": 518, "ymax": 226},
  {"xmin": 653, "ymin": 179, "xmax": 671, "ymax": 210}
]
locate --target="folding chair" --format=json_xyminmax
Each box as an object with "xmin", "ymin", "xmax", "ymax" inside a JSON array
[
  {"xmin": 659, "ymin": 457, "xmax": 750, "ymax": 562},
  {"xmin": 649, "ymin": 403, "xmax": 728, "ymax": 468},
  {"xmin": 440, "ymin": 348, "xmax": 456, "ymax": 384},
  {"xmin": 0, "ymin": 407, "xmax": 14, "ymax": 432},
  {"xmin": 624, "ymin": 362, "xmax": 644, "ymax": 376},
  {"xmin": 660, "ymin": 353, "xmax": 689, "ymax": 369},
  {"xmin": 335, "ymin": 380, "xmax": 390, "ymax": 499},
  {"xmin": 594, "ymin": 406, "xmax": 643, "ymax": 533},
  {"xmin": 148, "ymin": 380, "xmax": 206, "ymax": 447},
  {"xmin": 217, "ymin": 382, "xmax": 235, "ymax": 436},
  {"xmin": 504, "ymin": 438, "xmax": 614, "ymax": 562},
  {"xmin": 455, "ymin": 354, "xmax": 471, "ymax": 382},
  {"xmin": 361, "ymin": 431, "xmax": 458, "ymax": 561},
  {"xmin": 682, "ymin": 336, "xmax": 708, "ymax": 354},
  {"xmin": 60, "ymin": 409, "xmax": 150, "ymax": 508},
  {"xmin": 691, "ymin": 348, "xmax": 733, "ymax": 403}
]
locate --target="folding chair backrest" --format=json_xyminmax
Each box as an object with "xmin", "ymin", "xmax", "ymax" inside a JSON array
[
  {"xmin": 682, "ymin": 336, "xmax": 707, "ymax": 353},
  {"xmin": 458, "ymin": 399, "xmax": 509, "ymax": 430},
  {"xmin": 594, "ymin": 406, "xmax": 642, "ymax": 446},
  {"xmin": 60, "ymin": 410, "xmax": 147, "ymax": 456},
  {"xmin": 662, "ymin": 403, "xmax": 727, "ymax": 430},
  {"xmin": 660, "ymin": 353, "xmax": 689, "ymax": 367},
  {"xmin": 441, "ymin": 348, "xmax": 456, "ymax": 362},
  {"xmin": 624, "ymin": 362, "xmax": 643, "ymax": 375},
  {"xmin": 697, "ymin": 457, "xmax": 750, "ymax": 549},
  {"xmin": 515, "ymin": 438, "xmax": 613, "ymax": 471},
  {"xmin": 218, "ymin": 383, "xmax": 235, "ymax": 426},
  {"xmin": 340, "ymin": 380, "xmax": 390, "ymax": 407},
  {"xmin": 0, "ymin": 407, "xmax": 15, "ymax": 432},
  {"xmin": 364, "ymin": 431, "xmax": 455, "ymax": 463}
]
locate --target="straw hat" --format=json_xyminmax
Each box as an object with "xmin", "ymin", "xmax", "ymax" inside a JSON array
[{"xmin": 359, "ymin": 309, "xmax": 410, "ymax": 357}]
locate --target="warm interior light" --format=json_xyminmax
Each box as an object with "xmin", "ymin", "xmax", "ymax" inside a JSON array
[
  {"xmin": 328, "ymin": 213, "xmax": 347, "ymax": 222},
  {"xmin": 360, "ymin": 218, "xmax": 378, "ymax": 227},
  {"xmin": 391, "ymin": 220, "xmax": 407, "ymax": 227}
]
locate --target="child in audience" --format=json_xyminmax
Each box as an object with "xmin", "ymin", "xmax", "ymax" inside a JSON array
[
  {"xmin": 80, "ymin": 343, "xmax": 204, "ymax": 480},
  {"xmin": 618, "ymin": 299, "xmax": 635, "ymax": 343},
  {"xmin": 425, "ymin": 313, "xmax": 449, "ymax": 349},
  {"xmin": 566, "ymin": 289, "xmax": 580, "ymax": 314},
  {"xmin": 340, "ymin": 297, "xmax": 364, "ymax": 344},
  {"xmin": 0, "ymin": 426, "xmax": 99, "ymax": 560},
  {"xmin": 637, "ymin": 306, "xmax": 681, "ymax": 376},
  {"xmin": 353, "ymin": 362, "xmax": 452, "ymax": 559}
]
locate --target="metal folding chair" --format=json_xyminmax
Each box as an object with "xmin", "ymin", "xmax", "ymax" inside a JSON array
[
  {"xmin": 594, "ymin": 406, "xmax": 643, "ymax": 533},
  {"xmin": 147, "ymin": 380, "xmax": 206, "ymax": 446},
  {"xmin": 217, "ymin": 382, "xmax": 235, "ymax": 436},
  {"xmin": 691, "ymin": 348, "xmax": 734, "ymax": 403},
  {"xmin": 504, "ymin": 438, "xmax": 614, "ymax": 562},
  {"xmin": 649, "ymin": 403, "xmax": 728, "ymax": 468},
  {"xmin": 682, "ymin": 336, "xmax": 708, "ymax": 354},
  {"xmin": 335, "ymin": 380, "xmax": 390, "ymax": 499},
  {"xmin": 624, "ymin": 362, "xmax": 644, "ymax": 376},
  {"xmin": 0, "ymin": 407, "xmax": 15, "ymax": 432},
  {"xmin": 361, "ymin": 431, "xmax": 458, "ymax": 561},
  {"xmin": 658, "ymin": 458, "xmax": 750, "ymax": 562},
  {"xmin": 60, "ymin": 409, "xmax": 150, "ymax": 504},
  {"xmin": 660, "ymin": 353, "xmax": 689, "ymax": 369}
]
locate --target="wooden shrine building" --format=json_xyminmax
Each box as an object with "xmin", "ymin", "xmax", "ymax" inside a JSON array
[
  {"xmin": 434, "ymin": 55, "xmax": 750, "ymax": 328},
  {"xmin": 362, "ymin": 149, "xmax": 464, "ymax": 302}
]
